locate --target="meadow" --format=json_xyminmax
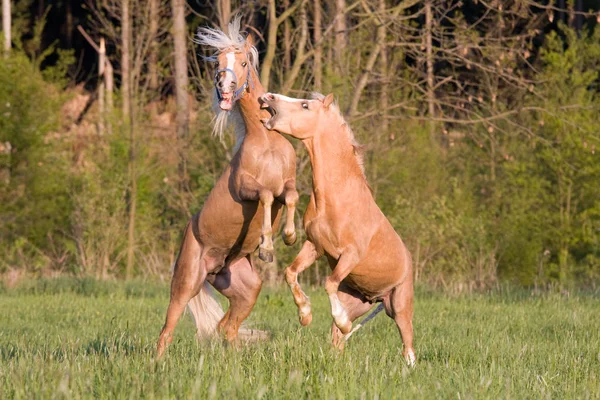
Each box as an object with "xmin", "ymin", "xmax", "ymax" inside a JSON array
[{"xmin": 1, "ymin": 279, "xmax": 599, "ymax": 399}]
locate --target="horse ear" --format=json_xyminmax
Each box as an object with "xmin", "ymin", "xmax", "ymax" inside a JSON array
[
  {"xmin": 323, "ymin": 93, "xmax": 335, "ymax": 109},
  {"xmin": 245, "ymin": 34, "xmax": 255, "ymax": 49}
]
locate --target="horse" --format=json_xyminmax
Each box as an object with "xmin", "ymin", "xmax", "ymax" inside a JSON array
[
  {"xmin": 258, "ymin": 92, "xmax": 416, "ymax": 366},
  {"xmin": 156, "ymin": 18, "xmax": 299, "ymax": 357}
]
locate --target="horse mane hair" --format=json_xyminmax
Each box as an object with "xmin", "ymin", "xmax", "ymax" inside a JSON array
[
  {"xmin": 196, "ymin": 15, "xmax": 259, "ymax": 151},
  {"xmin": 310, "ymin": 93, "xmax": 366, "ymax": 177}
]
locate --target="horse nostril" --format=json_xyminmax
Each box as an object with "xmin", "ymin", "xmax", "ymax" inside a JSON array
[
  {"xmin": 268, "ymin": 93, "xmax": 275, "ymax": 101},
  {"xmin": 217, "ymin": 81, "xmax": 223, "ymax": 88}
]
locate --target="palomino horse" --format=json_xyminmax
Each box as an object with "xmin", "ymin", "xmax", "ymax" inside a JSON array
[
  {"xmin": 259, "ymin": 92, "xmax": 416, "ymax": 365},
  {"xmin": 156, "ymin": 19, "xmax": 299, "ymax": 356}
]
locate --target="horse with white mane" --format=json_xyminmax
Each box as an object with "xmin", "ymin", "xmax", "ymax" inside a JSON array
[{"xmin": 156, "ymin": 18, "xmax": 299, "ymax": 356}]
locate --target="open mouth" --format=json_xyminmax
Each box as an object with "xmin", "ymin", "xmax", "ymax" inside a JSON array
[
  {"xmin": 259, "ymin": 94, "xmax": 278, "ymax": 130},
  {"xmin": 219, "ymin": 91, "xmax": 234, "ymax": 111}
]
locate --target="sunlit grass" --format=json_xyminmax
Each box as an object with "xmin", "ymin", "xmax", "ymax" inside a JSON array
[{"xmin": 1, "ymin": 279, "xmax": 599, "ymax": 398}]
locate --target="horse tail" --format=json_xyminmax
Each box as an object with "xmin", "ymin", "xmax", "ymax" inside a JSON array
[{"xmin": 187, "ymin": 280, "xmax": 225, "ymax": 339}]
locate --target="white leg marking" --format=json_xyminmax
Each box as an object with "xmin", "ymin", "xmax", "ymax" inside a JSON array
[
  {"xmin": 405, "ymin": 349, "xmax": 416, "ymax": 367},
  {"xmin": 328, "ymin": 293, "xmax": 349, "ymax": 328}
]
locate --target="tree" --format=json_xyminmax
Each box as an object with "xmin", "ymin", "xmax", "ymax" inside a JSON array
[
  {"xmin": 2, "ymin": 0, "xmax": 10, "ymax": 57},
  {"xmin": 171, "ymin": 0, "xmax": 189, "ymax": 187}
]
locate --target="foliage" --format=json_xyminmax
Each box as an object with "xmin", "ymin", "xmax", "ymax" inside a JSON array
[{"xmin": 0, "ymin": 3, "xmax": 599, "ymax": 290}]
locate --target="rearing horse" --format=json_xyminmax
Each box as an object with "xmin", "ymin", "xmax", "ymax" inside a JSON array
[
  {"xmin": 156, "ymin": 18, "xmax": 299, "ymax": 356},
  {"xmin": 259, "ymin": 92, "xmax": 416, "ymax": 366}
]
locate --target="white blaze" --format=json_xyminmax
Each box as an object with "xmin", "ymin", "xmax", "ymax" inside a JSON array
[{"xmin": 222, "ymin": 52, "xmax": 236, "ymax": 91}]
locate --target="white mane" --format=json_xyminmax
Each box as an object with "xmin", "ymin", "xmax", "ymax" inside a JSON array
[{"xmin": 196, "ymin": 16, "xmax": 259, "ymax": 151}]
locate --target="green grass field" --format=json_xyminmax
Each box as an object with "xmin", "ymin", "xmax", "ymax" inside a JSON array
[{"xmin": 1, "ymin": 279, "xmax": 599, "ymax": 399}]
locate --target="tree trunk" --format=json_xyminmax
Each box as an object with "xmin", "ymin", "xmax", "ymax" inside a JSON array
[
  {"xmin": 425, "ymin": 0, "xmax": 436, "ymax": 140},
  {"xmin": 378, "ymin": 0, "xmax": 388, "ymax": 135},
  {"xmin": 261, "ymin": 0, "xmax": 304, "ymax": 91},
  {"xmin": 148, "ymin": 0, "xmax": 159, "ymax": 117},
  {"xmin": 122, "ymin": 0, "xmax": 135, "ymax": 279},
  {"xmin": 172, "ymin": 0, "xmax": 189, "ymax": 187},
  {"xmin": 261, "ymin": 0, "xmax": 278, "ymax": 92},
  {"xmin": 346, "ymin": 42, "xmax": 381, "ymax": 116},
  {"xmin": 283, "ymin": 0, "xmax": 291, "ymax": 70},
  {"xmin": 65, "ymin": 0, "xmax": 73, "ymax": 48},
  {"xmin": 106, "ymin": 60, "xmax": 114, "ymax": 134},
  {"xmin": 2, "ymin": 0, "xmax": 10, "ymax": 57},
  {"xmin": 313, "ymin": 0, "xmax": 322, "ymax": 90},
  {"xmin": 334, "ymin": 0, "xmax": 346, "ymax": 72},
  {"xmin": 99, "ymin": 38, "xmax": 106, "ymax": 135},
  {"xmin": 121, "ymin": 0, "xmax": 131, "ymax": 120},
  {"xmin": 281, "ymin": 2, "xmax": 307, "ymax": 94},
  {"xmin": 217, "ymin": 0, "xmax": 231, "ymax": 32}
]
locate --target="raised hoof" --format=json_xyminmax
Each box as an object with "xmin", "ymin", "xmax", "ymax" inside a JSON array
[
  {"xmin": 283, "ymin": 231, "xmax": 297, "ymax": 246},
  {"xmin": 259, "ymin": 247, "xmax": 274, "ymax": 263},
  {"xmin": 299, "ymin": 311, "xmax": 312, "ymax": 326}
]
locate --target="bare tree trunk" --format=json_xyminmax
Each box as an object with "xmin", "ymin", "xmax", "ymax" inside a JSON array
[
  {"xmin": 172, "ymin": 0, "xmax": 189, "ymax": 187},
  {"xmin": 425, "ymin": 0, "xmax": 436, "ymax": 139},
  {"xmin": 313, "ymin": 0, "xmax": 322, "ymax": 90},
  {"xmin": 347, "ymin": 42, "xmax": 381, "ymax": 116},
  {"xmin": 378, "ymin": 0, "xmax": 388, "ymax": 135},
  {"xmin": 261, "ymin": 0, "xmax": 304, "ymax": 91},
  {"xmin": 122, "ymin": 0, "xmax": 136, "ymax": 279},
  {"xmin": 281, "ymin": 2, "xmax": 307, "ymax": 94},
  {"xmin": 148, "ymin": 0, "xmax": 159, "ymax": 117},
  {"xmin": 2, "ymin": 0, "xmax": 10, "ymax": 57},
  {"xmin": 283, "ymin": 0, "xmax": 291, "ymax": 70},
  {"xmin": 121, "ymin": 0, "xmax": 131, "ymax": 119},
  {"xmin": 334, "ymin": 0, "xmax": 346, "ymax": 72},
  {"xmin": 217, "ymin": 0, "xmax": 231, "ymax": 32},
  {"xmin": 371, "ymin": 0, "xmax": 388, "ymax": 198},
  {"xmin": 106, "ymin": 61, "xmax": 114, "ymax": 134},
  {"xmin": 99, "ymin": 38, "xmax": 106, "ymax": 135},
  {"xmin": 261, "ymin": 0, "xmax": 279, "ymax": 92},
  {"xmin": 65, "ymin": 0, "xmax": 73, "ymax": 48}
]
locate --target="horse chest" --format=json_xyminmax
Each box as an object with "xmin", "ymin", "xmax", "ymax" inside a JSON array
[{"xmin": 305, "ymin": 218, "xmax": 342, "ymax": 258}]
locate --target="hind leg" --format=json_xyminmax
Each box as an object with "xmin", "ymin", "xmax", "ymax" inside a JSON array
[
  {"xmin": 208, "ymin": 256, "xmax": 263, "ymax": 342},
  {"xmin": 331, "ymin": 282, "xmax": 373, "ymax": 351},
  {"xmin": 157, "ymin": 222, "xmax": 205, "ymax": 358},
  {"xmin": 383, "ymin": 279, "xmax": 416, "ymax": 366}
]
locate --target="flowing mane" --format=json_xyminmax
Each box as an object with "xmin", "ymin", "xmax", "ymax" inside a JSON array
[
  {"xmin": 310, "ymin": 93, "xmax": 366, "ymax": 176},
  {"xmin": 196, "ymin": 16, "xmax": 260, "ymax": 150}
]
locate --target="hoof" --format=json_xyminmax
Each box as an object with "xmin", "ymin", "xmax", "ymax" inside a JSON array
[
  {"xmin": 404, "ymin": 349, "xmax": 416, "ymax": 367},
  {"xmin": 299, "ymin": 311, "xmax": 312, "ymax": 326},
  {"xmin": 283, "ymin": 231, "xmax": 297, "ymax": 246},
  {"xmin": 259, "ymin": 247, "xmax": 274, "ymax": 263}
]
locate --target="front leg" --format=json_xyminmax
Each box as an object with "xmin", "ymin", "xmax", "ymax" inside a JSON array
[
  {"xmin": 325, "ymin": 247, "xmax": 360, "ymax": 335},
  {"xmin": 277, "ymin": 179, "xmax": 299, "ymax": 246},
  {"xmin": 285, "ymin": 241, "xmax": 319, "ymax": 326},
  {"xmin": 237, "ymin": 173, "xmax": 275, "ymax": 263}
]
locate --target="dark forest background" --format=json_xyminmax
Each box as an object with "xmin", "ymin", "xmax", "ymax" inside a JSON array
[{"xmin": 1, "ymin": 0, "xmax": 599, "ymax": 291}]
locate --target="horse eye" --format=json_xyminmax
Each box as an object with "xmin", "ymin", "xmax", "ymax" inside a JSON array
[
  {"xmin": 302, "ymin": 102, "xmax": 309, "ymax": 109},
  {"xmin": 241, "ymin": 61, "xmax": 247, "ymax": 67}
]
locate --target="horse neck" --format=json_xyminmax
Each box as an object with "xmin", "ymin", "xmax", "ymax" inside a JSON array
[
  {"xmin": 303, "ymin": 121, "xmax": 366, "ymax": 208},
  {"xmin": 237, "ymin": 69, "xmax": 270, "ymax": 139}
]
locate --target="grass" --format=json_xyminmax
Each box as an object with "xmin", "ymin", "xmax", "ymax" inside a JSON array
[{"xmin": 1, "ymin": 278, "xmax": 599, "ymax": 399}]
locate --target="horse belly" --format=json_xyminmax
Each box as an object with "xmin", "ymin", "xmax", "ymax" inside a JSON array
[{"xmin": 345, "ymin": 233, "xmax": 410, "ymax": 299}]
